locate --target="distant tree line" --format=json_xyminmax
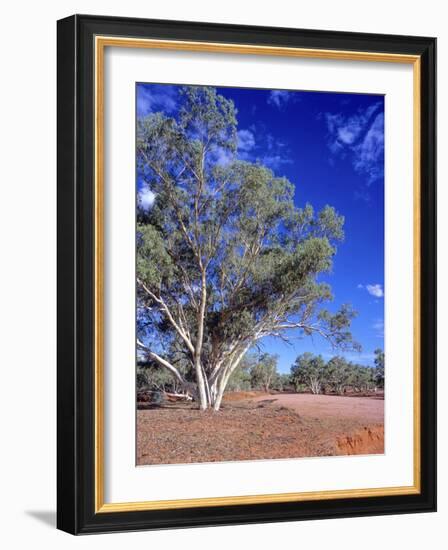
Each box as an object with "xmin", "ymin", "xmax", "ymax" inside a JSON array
[
  {"xmin": 225, "ymin": 353, "xmax": 291, "ymax": 393},
  {"xmin": 137, "ymin": 348, "xmax": 384, "ymax": 398},
  {"xmin": 290, "ymin": 349, "xmax": 384, "ymax": 395}
]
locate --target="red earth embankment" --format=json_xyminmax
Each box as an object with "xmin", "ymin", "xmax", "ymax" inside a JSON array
[{"xmin": 336, "ymin": 425, "xmax": 384, "ymax": 455}]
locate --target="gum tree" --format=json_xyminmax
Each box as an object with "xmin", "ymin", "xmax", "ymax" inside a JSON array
[
  {"xmin": 326, "ymin": 355, "xmax": 352, "ymax": 395},
  {"xmin": 250, "ymin": 353, "xmax": 279, "ymax": 393},
  {"xmin": 290, "ymin": 352, "xmax": 327, "ymax": 394},
  {"xmin": 136, "ymin": 86, "xmax": 359, "ymax": 410},
  {"xmin": 373, "ymin": 348, "xmax": 385, "ymax": 389}
]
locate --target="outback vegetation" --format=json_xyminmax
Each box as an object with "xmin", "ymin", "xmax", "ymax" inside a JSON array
[
  {"xmin": 290, "ymin": 349, "xmax": 385, "ymax": 395},
  {"xmin": 136, "ymin": 86, "xmax": 361, "ymax": 411},
  {"xmin": 137, "ymin": 346, "xmax": 385, "ymax": 464},
  {"xmin": 137, "ymin": 348, "xmax": 384, "ymax": 398}
]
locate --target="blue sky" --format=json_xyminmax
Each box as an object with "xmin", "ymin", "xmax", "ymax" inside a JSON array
[{"xmin": 136, "ymin": 83, "xmax": 385, "ymax": 372}]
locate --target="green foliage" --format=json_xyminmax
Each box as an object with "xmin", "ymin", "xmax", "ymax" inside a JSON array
[
  {"xmin": 349, "ymin": 363, "xmax": 375, "ymax": 392},
  {"xmin": 290, "ymin": 352, "xmax": 327, "ymax": 394},
  {"xmin": 179, "ymin": 86, "xmax": 238, "ymax": 152},
  {"xmin": 137, "ymin": 362, "xmax": 178, "ymax": 393},
  {"xmin": 326, "ymin": 356, "xmax": 354, "ymax": 394},
  {"xmin": 290, "ymin": 352, "xmax": 383, "ymax": 395},
  {"xmin": 250, "ymin": 353, "xmax": 279, "ymax": 392},
  {"xmin": 373, "ymin": 348, "xmax": 385, "ymax": 388},
  {"xmin": 226, "ymin": 355, "xmax": 255, "ymax": 392},
  {"xmin": 275, "ymin": 373, "xmax": 293, "ymax": 391},
  {"xmin": 136, "ymin": 223, "xmax": 175, "ymax": 288}
]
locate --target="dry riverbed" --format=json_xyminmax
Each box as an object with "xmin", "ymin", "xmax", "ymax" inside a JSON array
[{"xmin": 137, "ymin": 392, "xmax": 384, "ymax": 465}]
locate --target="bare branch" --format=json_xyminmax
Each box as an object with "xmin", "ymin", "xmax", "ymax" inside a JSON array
[
  {"xmin": 137, "ymin": 340, "xmax": 186, "ymax": 385},
  {"xmin": 137, "ymin": 278, "xmax": 195, "ymax": 355}
]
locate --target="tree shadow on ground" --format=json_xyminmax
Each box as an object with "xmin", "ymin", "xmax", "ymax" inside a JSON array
[{"xmin": 137, "ymin": 402, "xmax": 200, "ymax": 411}]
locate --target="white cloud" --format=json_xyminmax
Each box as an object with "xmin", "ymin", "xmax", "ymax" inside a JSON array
[
  {"xmin": 137, "ymin": 85, "xmax": 178, "ymax": 116},
  {"xmin": 366, "ymin": 284, "xmax": 384, "ymax": 298},
  {"xmin": 237, "ymin": 129, "xmax": 256, "ymax": 152},
  {"xmin": 352, "ymin": 112, "xmax": 384, "ymax": 183},
  {"xmin": 357, "ymin": 283, "xmax": 364, "ymax": 289},
  {"xmin": 338, "ymin": 126, "xmax": 359, "ymax": 145},
  {"xmin": 210, "ymin": 146, "xmax": 234, "ymax": 166},
  {"xmin": 236, "ymin": 126, "xmax": 292, "ymax": 171},
  {"xmin": 138, "ymin": 187, "xmax": 156, "ymax": 210},
  {"xmin": 372, "ymin": 318, "xmax": 385, "ymax": 338},
  {"xmin": 262, "ymin": 155, "xmax": 293, "ymax": 170},
  {"xmin": 324, "ymin": 103, "xmax": 384, "ymax": 188},
  {"xmin": 267, "ymin": 90, "xmax": 292, "ymax": 109}
]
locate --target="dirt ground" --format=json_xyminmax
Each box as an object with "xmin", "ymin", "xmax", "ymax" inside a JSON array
[
  {"xmin": 137, "ymin": 392, "xmax": 384, "ymax": 465},
  {"xmin": 253, "ymin": 393, "xmax": 384, "ymax": 423}
]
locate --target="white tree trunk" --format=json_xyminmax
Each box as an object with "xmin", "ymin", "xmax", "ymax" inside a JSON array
[
  {"xmin": 195, "ymin": 359, "xmax": 209, "ymax": 410},
  {"xmin": 212, "ymin": 373, "xmax": 229, "ymax": 411},
  {"xmin": 310, "ymin": 377, "xmax": 321, "ymax": 395},
  {"xmin": 211, "ymin": 346, "xmax": 251, "ymax": 411}
]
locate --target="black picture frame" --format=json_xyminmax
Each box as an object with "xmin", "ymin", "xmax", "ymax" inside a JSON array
[{"xmin": 57, "ymin": 14, "xmax": 436, "ymax": 535}]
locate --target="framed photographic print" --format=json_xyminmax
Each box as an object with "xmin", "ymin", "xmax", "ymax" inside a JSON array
[{"xmin": 57, "ymin": 14, "xmax": 436, "ymax": 534}]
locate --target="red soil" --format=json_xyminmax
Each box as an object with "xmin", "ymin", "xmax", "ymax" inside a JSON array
[
  {"xmin": 253, "ymin": 393, "xmax": 384, "ymax": 423},
  {"xmin": 137, "ymin": 393, "xmax": 384, "ymax": 465},
  {"xmin": 337, "ymin": 425, "xmax": 384, "ymax": 455},
  {"xmin": 223, "ymin": 390, "xmax": 270, "ymax": 402}
]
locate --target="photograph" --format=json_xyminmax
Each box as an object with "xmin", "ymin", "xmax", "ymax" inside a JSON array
[{"xmin": 135, "ymin": 83, "xmax": 385, "ymax": 466}]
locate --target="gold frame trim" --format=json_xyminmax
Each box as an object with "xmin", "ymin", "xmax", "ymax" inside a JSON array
[{"xmin": 94, "ymin": 36, "xmax": 422, "ymax": 513}]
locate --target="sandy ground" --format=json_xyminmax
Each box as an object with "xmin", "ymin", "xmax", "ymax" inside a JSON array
[
  {"xmin": 253, "ymin": 393, "xmax": 384, "ymax": 423},
  {"xmin": 137, "ymin": 392, "xmax": 384, "ymax": 465}
]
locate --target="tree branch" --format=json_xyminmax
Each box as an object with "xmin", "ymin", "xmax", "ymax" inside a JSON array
[
  {"xmin": 137, "ymin": 339, "xmax": 187, "ymax": 385},
  {"xmin": 137, "ymin": 278, "xmax": 195, "ymax": 355}
]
